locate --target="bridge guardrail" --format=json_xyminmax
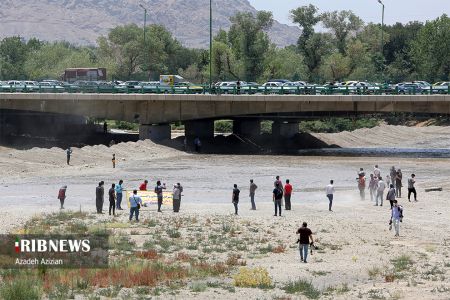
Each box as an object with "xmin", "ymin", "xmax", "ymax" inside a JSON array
[{"xmin": 0, "ymin": 84, "xmax": 449, "ymax": 95}]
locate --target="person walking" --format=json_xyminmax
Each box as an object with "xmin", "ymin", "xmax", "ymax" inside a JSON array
[
  {"xmin": 395, "ymin": 169, "xmax": 403, "ymax": 198},
  {"xmin": 408, "ymin": 174, "xmax": 417, "ymax": 202},
  {"xmin": 376, "ymin": 177, "xmax": 386, "ymax": 206},
  {"xmin": 390, "ymin": 166, "xmax": 397, "ymax": 187},
  {"xmin": 103, "ymin": 121, "xmax": 108, "ymax": 134},
  {"xmin": 232, "ymin": 184, "xmax": 240, "ymax": 215},
  {"xmin": 368, "ymin": 174, "xmax": 377, "ymax": 202},
  {"xmin": 66, "ymin": 147, "xmax": 72, "ymax": 165},
  {"xmin": 139, "ymin": 180, "xmax": 148, "ymax": 191},
  {"xmin": 249, "ymin": 179, "xmax": 257, "ymax": 210},
  {"xmin": 326, "ymin": 180, "xmax": 335, "ymax": 211},
  {"xmin": 154, "ymin": 181, "xmax": 166, "ymax": 212},
  {"xmin": 296, "ymin": 222, "xmax": 314, "ymax": 263},
  {"xmin": 357, "ymin": 168, "xmax": 366, "ymax": 200},
  {"xmin": 390, "ymin": 200, "xmax": 403, "ymax": 237},
  {"xmin": 115, "ymin": 180, "xmax": 124, "ymax": 210},
  {"xmin": 172, "ymin": 183, "xmax": 183, "ymax": 213},
  {"xmin": 373, "ymin": 165, "xmax": 381, "ymax": 178},
  {"xmin": 194, "ymin": 137, "xmax": 202, "ymax": 153},
  {"xmin": 96, "ymin": 181, "xmax": 105, "ymax": 214},
  {"xmin": 129, "ymin": 190, "xmax": 142, "ymax": 222},
  {"xmin": 57, "ymin": 186, "xmax": 67, "ymax": 209},
  {"xmin": 386, "ymin": 184, "xmax": 396, "ymax": 209},
  {"xmin": 284, "ymin": 179, "xmax": 293, "ymax": 210},
  {"xmin": 273, "ymin": 183, "xmax": 283, "ymax": 216},
  {"xmin": 109, "ymin": 183, "xmax": 116, "ymax": 216},
  {"xmin": 112, "ymin": 154, "xmax": 116, "ymax": 168}
]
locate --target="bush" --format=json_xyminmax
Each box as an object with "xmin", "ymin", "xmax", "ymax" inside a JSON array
[
  {"xmin": 233, "ymin": 267, "xmax": 272, "ymax": 288},
  {"xmin": 114, "ymin": 121, "xmax": 139, "ymax": 131},
  {"xmin": 214, "ymin": 120, "xmax": 233, "ymax": 133},
  {"xmin": 299, "ymin": 117, "xmax": 380, "ymax": 133},
  {"xmin": 0, "ymin": 278, "xmax": 43, "ymax": 300},
  {"xmin": 282, "ymin": 279, "xmax": 321, "ymax": 299}
]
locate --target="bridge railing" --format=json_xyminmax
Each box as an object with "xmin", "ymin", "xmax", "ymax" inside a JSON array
[{"xmin": 0, "ymin": 84, "xmax": 449, "ymax": 95}]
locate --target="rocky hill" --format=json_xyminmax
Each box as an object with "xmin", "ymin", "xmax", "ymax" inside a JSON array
[{"xmin": 0, "ymin": 0, "xmax": 300, "ymax": 48}]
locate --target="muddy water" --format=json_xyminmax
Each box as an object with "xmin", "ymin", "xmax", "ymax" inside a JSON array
[{"xmin": 1, "ymin": 155, "xmax": 449, "ymax": 214}]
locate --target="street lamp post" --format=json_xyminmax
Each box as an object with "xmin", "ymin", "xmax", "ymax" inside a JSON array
[
  {"xmin": 377, "ymin": 0, "xmax": 385, "ymax": 82},
  {"xmin": 209, "ymin": 0, "xmax": 212, "ymax": 93},
  {"xmin": 139, "ymin": 4, "xmax": 148, "ymax": 79}
]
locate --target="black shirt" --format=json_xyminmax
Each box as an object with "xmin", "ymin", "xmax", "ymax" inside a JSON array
[
  {"xmin": 232, "ymin": 188, "xmax": 240, "ymax": 202},
  {"xmin": 273, "ymin": 188, "xmax": 283, "ymax": 200},
  {"xmin": 109, "ymin": 188, "xmax": 115, "ymax": 202},
  {"xmin": 297, "ymin": 227, "xmax": 312, "ymax": 244}
]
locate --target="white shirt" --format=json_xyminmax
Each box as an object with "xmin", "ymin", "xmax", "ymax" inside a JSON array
[
  {"xmin": 377, "ymin": 180, "xmax": 386, "ymax": 192},
  {"xmin": 374, "ymin": 167, "xmax": 381, "ymax": 177},
  {"xmin": 326, "ymin": 184, "xmax": 335, "ymax": 195}
]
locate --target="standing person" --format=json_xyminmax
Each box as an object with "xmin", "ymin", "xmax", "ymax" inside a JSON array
[
  {"xmin": 385, "ymin": 174, "xmax": 391, "ymax": 190},
  {"xmin": 408, "ymin": 174, "xmax": 417, "ymax": 202},
  {"xmin": 376, "ymin": 177, "xmax": 386, "ymax": 206},
  {"xmin": 390, "ymin": 200, "xmax": 403, "ymax": 237},
  {"xmin": 326, "ymin": 180, "xmax": 335, "ymax": 212},
  {"xmin": 57, "ymin": 186, "xmax": 67, "ymax": 209},
  {"xmin": 395, "ymin": 169, "xmax": 403, "ymax": 198},
  {"xmin": 109, "ymin": 183, "xmax": 116, "ymax": 216},
  {"xmin": 296, "ymin": 222, "xmax": 314, "ymax": 263},
  {"xmin": 103, "ymin": 121, "xmax": 108, "ymax": 134},
  {"xmin": 139, "ymin": 180, "xmax": 148, "ymax": 191},
  {"xmin": 194, "ymin": 137, "xmax": 202, "ymax": 153},
  {"xmin": 273, "ymin": 183, "xmax": 283, "ymax": 216},
  {"xmin": 129, "ymin": 190, "xmax": 142, "ymax": 222},
  {"xmin": 357, "ymin": 168, "xmax": 366, "ymax": 200},
  {"xmin": 373, "ymin": 165, "xmax": 381, "ymax": 178},
  {"xmin": 232, "ymin": 184, "xmax": 240, "ymax": 215},
  {"xmin": 66, "ymin": 147, "xmax": 72, "ymax": 165},
  {"xmin": 284, "ymin": 179, "xmax": 293, "ymax": 210},
  {"xmin": 96, "ymin": 181, "xmax": 105, "ymax": 214},
  {"xmin": 386, "ymin": 184, "xmax": 396, "ymax": 209},
  {"xmin": 249, "ymin": 179, "xmax": 258, "ymax": 210},
  {"xmin": 390, "ymin": 166, "xmax": 397, "ymax": 187},
  {"xmin": 274, "ymin": 176, "xmax": 283, "ymax": 189},
  {"xmin": 115, "ymin": 180, "xmax": 124, "ymax": 210},
  {"xmin": 112, "ymin": 154, "xmax": 116, "ymax": 168},
  {"xmin": 172, "ymin": 183, "xmax": 183, "ymax": 213},
  {"xmin": 368, "ymin": 174, "xmax": 377, "ymax": 202},
  {"xmin": 154, "ymin": 181, "xmax": 166, "ymax": 212},
  {"xmin": 236, "ymin": 80, "xmax": 241, "ymax": 95}
]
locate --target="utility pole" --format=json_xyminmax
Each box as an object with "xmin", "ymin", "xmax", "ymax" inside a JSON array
[
  {"xmin": 377, "ymin": 0, "xmax": 385, "ymax": 83},
  {"xmin": 209, "ymin": 0, "xmax": 212, "ymax": 93},
  {"xmin": 139, "ymin": 4, "xmax": 148, "ymax": 79}
]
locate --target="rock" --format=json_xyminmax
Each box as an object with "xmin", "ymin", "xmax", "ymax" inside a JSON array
[{"xmin": 425, "ymin": 187, "xmax": 443, "ymax": 192}]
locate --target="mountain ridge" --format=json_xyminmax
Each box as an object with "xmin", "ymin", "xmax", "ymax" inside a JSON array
[{"xmin": 0, "ymin": 0, "xmax": 300, "ymax": 48}]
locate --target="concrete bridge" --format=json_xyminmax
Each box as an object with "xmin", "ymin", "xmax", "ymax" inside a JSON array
[{"xmin": 1, "ymin": 93, "xmax": 449, "ymax": 141}]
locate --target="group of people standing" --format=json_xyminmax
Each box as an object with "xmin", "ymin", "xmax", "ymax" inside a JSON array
[{"xmin": 231, "ymin": 176, "xmax": 294, "ymax": 216}]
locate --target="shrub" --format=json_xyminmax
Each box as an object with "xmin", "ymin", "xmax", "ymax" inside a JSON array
[
  {"xmin": 214, "ymin": 120, "xmax": 233, "ymax": 133},
  {"xmin": 391, "ymin": 254, "xmax": 414, "ymax": 272},
  {"xmin": 0, "ymin": 277, "xmax": 43, "ymax": 300},
  {"xmin": 282, "ymin": 279, "xmax": 321, "ymax": 299},
  {"xmin": 233, "ymin": 267, "xmax": 272, "ymax": 288}
]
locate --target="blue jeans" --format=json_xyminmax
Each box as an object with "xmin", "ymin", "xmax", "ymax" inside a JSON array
[
  {"xmin": 327, "ymin": 194, "xmax": 333, "ymax": 211},
  {"xmin": 129, "ymin": 206, "xmax": 139, "ymax": 221},
  {"xmin": 274, "ymin": 199, "xmax": 282, "ymax": 216},
  {"xmin": 116, "ymin": 193, "xmax": 122, "ymax": 209},
  {"xmin": 250, "ymin": 194, "xmax": 256, "ymax": 210},
  {"xmin": 299, "ymin": 244, "xmax": 309, "ymax": 262}
]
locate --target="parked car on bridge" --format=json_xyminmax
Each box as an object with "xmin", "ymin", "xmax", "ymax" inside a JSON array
[
  {"xmin": 258, "ymin": 81, "xmax": 284, "ymax": 94},
  {"xmin": 397, "ymin": 82, "xmax": 425, "ymax": 94},
  {"xmin": 432, "ymin": 81, "xmax": 450, "ymax": 94}
]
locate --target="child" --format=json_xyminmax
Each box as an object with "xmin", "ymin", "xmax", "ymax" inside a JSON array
[{"xmin": 112, "ymin": 154, "xmax": 116, "ymax": 168}]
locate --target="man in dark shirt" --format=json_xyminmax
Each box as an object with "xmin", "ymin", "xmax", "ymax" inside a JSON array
[
  {"xmin": 296, "ymin": 222, "xmax": 314, "ymax": 263},
  {"xmin": 154, "ymin": 181, "xmax": 166, "ymax": 212},
  {"xmin": 109, "ymin": 183, "xmax": 116, "ymax": 216},
  {"xmin": 96, "ymin": 181, "xmax": 104, "ymax": 214},
  {"xmin": 273, "ymin": 183, "xmax": 283, "ymax": 216},
  {"xmin": 232, "ymin": 184, "xmax": 240, "ymax": 215}
]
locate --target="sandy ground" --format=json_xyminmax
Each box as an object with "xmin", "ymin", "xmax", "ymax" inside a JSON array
[{"xmin": 1, "ymin": 125, "xmax": 450, "ymax": 299}]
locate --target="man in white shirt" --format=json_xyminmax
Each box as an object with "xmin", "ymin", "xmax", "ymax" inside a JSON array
[
  {"xmin": 326, "ymin": 180, "xmax": 335, "ymax": 211},
  {"xmin": 376, "ymin": 177, "xmax": 386, "ymax": 206},
  {"xmin": 374, "ymin": 165, "xmax": 381, "ymax": 178}
]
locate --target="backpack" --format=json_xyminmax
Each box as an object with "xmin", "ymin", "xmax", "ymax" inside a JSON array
[{"xmin": 274, "ymin": 188, "xmax": 283, "ymax": 199}]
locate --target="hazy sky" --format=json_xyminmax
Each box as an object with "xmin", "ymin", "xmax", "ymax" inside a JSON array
[{"xmin": 249, "ymin": 0, "xmax": 449, "ymax": 26}]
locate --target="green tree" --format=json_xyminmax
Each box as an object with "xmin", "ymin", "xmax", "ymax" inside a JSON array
[
  {"xmin": 410, "ymin": 14, "xmax": 450, "ymax": 82},
  {"xmin": 262, "ymin": 46, "xmax": 307, "ymax": 81},
  {"xmin": 303, "ymin": 33, "xmax": 334, "ymax": 82},
  {"xmin": 290, "ymin": 5, "xmax": 322, "ymax": 54},
  {"xmin": 228, "ymin": 11, "xmax": 274, "ymax": 81},
  {"xmin": 321, "ymin": 10, "xmax": 364, "ymax": 55},
  {"xmin": 319, "ymin": 52, "xmax": 351, "ymax": 82},
  {"xmin": 0, "ymin": 36, "xmax": 29, "ymax": 79}
]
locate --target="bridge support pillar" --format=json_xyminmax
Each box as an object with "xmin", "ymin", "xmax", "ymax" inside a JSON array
[
  {"xmin": 139, "ymin": 124, "xmax": 171, "ymax": 141},
  {"xmin": 184, "ymin": 120, "xmax": 214, "ymax": 140},
  {"xmin": 272, "ymin": 121, "xmax": 299, "ymax": 138},
  {"xmin": 233, "ymin": 120, "xmax": 261, "ymax": 138}
]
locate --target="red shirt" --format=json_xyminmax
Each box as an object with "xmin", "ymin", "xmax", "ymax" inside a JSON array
[
  {"xmin": 284, "ymin": 183, "xmax": 293, "ymax": 195},
  {"xmin": 139, "ymin": 183, "xmax": 147, "ymax": 191}
]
